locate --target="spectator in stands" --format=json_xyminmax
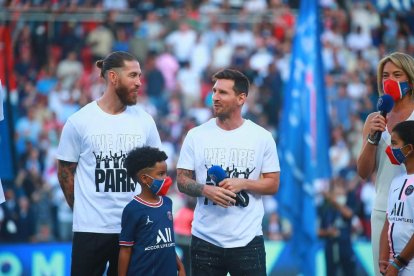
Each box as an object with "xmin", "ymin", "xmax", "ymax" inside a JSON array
[
  {"xmin": 318, "ymin": 177, "xmax": 357, "ymax": 276},
  {"xmin": 56, "ymin": 51, "xmax": 84, "ymax": 90},
  {"xmin": 86, "ymin": 22, "xmax": 115, "ymax": 61}
]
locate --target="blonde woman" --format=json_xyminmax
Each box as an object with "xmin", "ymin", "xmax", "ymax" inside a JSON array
[{"xmin": 357, "ymin": 52, "xmax": 414, "ymax": 276}]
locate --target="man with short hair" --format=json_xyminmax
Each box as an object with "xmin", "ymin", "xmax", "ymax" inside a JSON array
[{"xmin": 177, "ymin": 68, "xmax": 280, "ymax": 275}]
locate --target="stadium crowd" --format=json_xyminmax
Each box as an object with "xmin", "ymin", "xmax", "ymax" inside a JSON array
[{"xmin": 0, "ymin": 0, "xmax": 414, "ymax": 248}]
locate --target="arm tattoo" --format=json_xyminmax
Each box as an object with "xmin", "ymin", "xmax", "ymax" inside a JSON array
[
  {"xmin": 177, "ymin": 169, "xmax": 204, "ymax": 197},
  {"xmin": 57, "ymin": 160, "xmax": 77, "ymax": 210}
]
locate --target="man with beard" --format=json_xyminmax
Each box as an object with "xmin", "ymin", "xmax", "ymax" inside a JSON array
[
  {"xmin": 176, "ymin": 68, "xmax": 280, "ymax": 275},
  {"xmin": 57, "ymin": 51, "xmax": 161, "ymax": 276}
]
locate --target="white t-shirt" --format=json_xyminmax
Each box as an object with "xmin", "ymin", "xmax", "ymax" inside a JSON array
[
  {"xmin": 56, "ymin": 101, "xmax": 161, "ymax": 233},
  {"xmin": 387, "ymin": 173, "xmax": 414, "ymax": 275},
  {"xmin": 177, "ymin": 118, "xmax": 280, "ymax": 248}
]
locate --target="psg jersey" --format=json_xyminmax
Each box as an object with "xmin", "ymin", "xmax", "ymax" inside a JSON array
[{"xmin": 119, "ymin": 196, "xmax": 177, "ymax": 275}]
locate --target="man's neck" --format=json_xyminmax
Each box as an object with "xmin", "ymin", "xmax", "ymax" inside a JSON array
[
  {"xmin": 97, "ymin": 92, "xmax": 126, "ymax": 115},
  {"xmin": 216, "ymin": 116, "xmax": 245, "ymax": 131}
]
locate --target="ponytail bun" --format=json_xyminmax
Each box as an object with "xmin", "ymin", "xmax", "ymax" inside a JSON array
[
  {"xmin": 96, "ymin": 60, "xmax": 104, "ymax": 68},
  {"xmin": 96, "ymin": 60, "xmax": 104, "ymax": 77}
]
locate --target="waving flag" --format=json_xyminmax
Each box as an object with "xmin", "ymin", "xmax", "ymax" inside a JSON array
[
  {"xmin": 0, "ymin": 25, "xmax": 16, "ymax": 181},
  {"xmin": 374, "ymin": 0, "xmax": 414, "ymax": 11},
  {"xmin": 275, "ymin": 1, "xmax": 331, "ymax": 275}
]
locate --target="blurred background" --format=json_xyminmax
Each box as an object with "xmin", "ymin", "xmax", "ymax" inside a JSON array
[{"xmin": 0, "ymin": 0, "xmax": 413, "ymax": 275}]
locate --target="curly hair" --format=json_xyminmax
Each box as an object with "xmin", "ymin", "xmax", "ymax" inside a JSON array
[{"xmin": 124, "ymin": 146, "xmax": 168, "ymax": 180}]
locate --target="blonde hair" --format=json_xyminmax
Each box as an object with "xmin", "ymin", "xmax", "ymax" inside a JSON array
[{"xmin": 377, "ymin": 52, "xmax": 414, "ymax": 95}]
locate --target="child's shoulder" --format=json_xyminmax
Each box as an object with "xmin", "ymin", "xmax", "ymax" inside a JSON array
[
  {"xmin": 124, "ymin": 196, "xmax": 145, "ymax": 210},
  {"xmin": 163, "ymin": 196, "xmax": 173, "ymax": 204}
]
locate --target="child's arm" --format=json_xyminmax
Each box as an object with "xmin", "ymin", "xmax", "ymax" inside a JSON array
[
  {"xmin": 379, "ymin": 217, "xmax": 390, "ymax": 275},
  {"xmin": 118, "ymin": 246, "xmax": 132, "ymax": 276},
  {"xmin": 176, "ymin": 253, "xmax": 186, "ymax": 276},
  {"xmin": 386, "ymin": 231, "xmax": 414, "ymax": 275}
]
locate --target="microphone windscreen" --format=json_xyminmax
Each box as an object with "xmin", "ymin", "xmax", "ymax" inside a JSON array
[
  {"xmin": 207, "ymin": 165, "xmax": 227, "ymax": 183},
  {"xmin": 377, "ymin": 94, "xmax": 394, "ymax": 113}
]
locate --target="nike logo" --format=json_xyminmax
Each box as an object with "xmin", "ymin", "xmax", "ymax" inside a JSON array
[{"xmin": 394, "ymin": 188, "xmax": 400, "ymax": 193}]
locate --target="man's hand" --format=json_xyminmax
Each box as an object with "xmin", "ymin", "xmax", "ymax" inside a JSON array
[
  {"xmin": 203, "ymin": 185, "xmax": 236, "ymax": 208},
  {"xmin": 219, "ymin": 178, "xmax": 245, "ymax": 193}
]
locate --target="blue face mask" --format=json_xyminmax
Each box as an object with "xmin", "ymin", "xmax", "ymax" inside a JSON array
[
  {"xmin": 385, "ymin": 144, "xmax": 411, "ymax": 165},
  {"xmin": 145, "ymin": 175, "xmax": 172, "ymax": 196}
]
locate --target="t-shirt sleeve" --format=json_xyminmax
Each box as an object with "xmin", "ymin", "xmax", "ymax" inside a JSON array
[
  {"xmin": 146, "ymin": 116, "xmax": 162, "ymax": 148},
  {"xmin": 176, "ymin": 131, "xmax": 195, "ymax": 170},
  {"xmin": 119, "ymin": 203, "xmax": 138, "ymax": 247},
  {"xmin": 261, "ymin": 132, "xmax": 280, "ymax": 173},
  {"xmin": 56, "ymin": 119, "xmax": 81, "ymax": 162}
]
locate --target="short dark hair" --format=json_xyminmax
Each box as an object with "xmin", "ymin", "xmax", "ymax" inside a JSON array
[
  {"xmin": 212, "ymin": 68, "xmax": 250, "ymax": 96},
  {"xmin": 96, "ymin": 51, "xmax": 137, "ymax": 78},
  {"xmin": 392, "ymin": 120, "xmax": 414, "ymax": 146},
  {"xmin": 124, "ymin": 146, "xmax": 168, "ymax": 180}
]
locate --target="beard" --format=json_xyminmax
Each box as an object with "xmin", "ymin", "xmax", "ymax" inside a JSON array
[
  {"xmin": 214, "ymin": 109, "xmax": 229, "ymax": 120},
  {"xmin": 213, "ymin": 104, "xmax": 234, "ymax": 121},
  {"xmin": 115, "ymin": 83, "xmax": 138, "ymax": 106}
]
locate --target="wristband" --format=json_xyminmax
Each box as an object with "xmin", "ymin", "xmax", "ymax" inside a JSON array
[
  {"xmin": 396, "ymin": 255, "xmax": 409, "ymax": 267},
  {"xmin": 367, "ymin": 134, "xmax": 377, "ymax": 145},
  {"xmin": 390, "ymin": 261, "xmax": 402, "ymax": 271}
]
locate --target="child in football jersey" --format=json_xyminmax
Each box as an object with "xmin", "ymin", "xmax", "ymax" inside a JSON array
[
  {"xmin": 379, "ymin": 120, "xmax": 414, "ymax": 276},
  {"xmin": 118, "ymin": 146, "xmax": 185, "ymax": 276}
]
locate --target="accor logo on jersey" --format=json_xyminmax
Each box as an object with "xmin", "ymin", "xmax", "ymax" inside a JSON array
[
  {"xmin": 144, "ymin": 228, "xmax": 175, "ymax": 251},
  {"xmin": 390, "ymin": 201, "xmax": 414, "ymax": 223},
  {"xmin": 90, "ymin": 133, "xmax": 143, "ymax": 193}
]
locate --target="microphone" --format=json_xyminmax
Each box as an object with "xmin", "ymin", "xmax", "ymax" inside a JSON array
[
  {"xmin": 207, "ymin": 165, "xmax": 248, "ymax": 207},
  {"xmin": 370, "ymin": 94, "xmax": 394, "ymax": 145}
]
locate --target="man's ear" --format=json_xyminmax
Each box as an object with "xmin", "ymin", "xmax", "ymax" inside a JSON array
[
  {"xmin": 108, "ymin": 70, "xmax": 118, "ymax": 85},
  {"xmin": 237, "ymin": 92, "xmax": 247, "ymax": 106}
]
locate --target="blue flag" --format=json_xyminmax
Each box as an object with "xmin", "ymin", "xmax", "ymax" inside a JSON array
[
  {"xmin": 0, "ymin": 86, "xmax": 14, "ymax": 180},
  {"xmin": 275, "ymin": 1, "xmax": 331, "ymax": 275},
  {"xmin": 373, "ymin": 0, "xmax": 414, "ymax": 11}
]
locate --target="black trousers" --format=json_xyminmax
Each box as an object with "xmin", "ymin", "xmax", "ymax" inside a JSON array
[
  {"xmin": 71, "ymin": 232, "xmax": 119, "ymax": 276},
  {"xmin": 190, "ymin": 235, "xmax": 267, "ymax": 276}
]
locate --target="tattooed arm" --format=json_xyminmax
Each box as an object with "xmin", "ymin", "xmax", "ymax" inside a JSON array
[
  {"xmin": 176, "ymin": 169, "xmax": 203, "ymax": 197},
  {"xmin": 57, "ymin": 160, "xmax": 78, "ymax": 210},
  {"xmin": 177, "ymin": 168, "xmax": 236, "ymax": 208}
]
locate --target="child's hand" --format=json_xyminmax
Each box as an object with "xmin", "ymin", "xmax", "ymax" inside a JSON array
[
  {"xmin": 177, "ymin": 264, "xmax": 186, "ymax": 276},
  {"xmin": 384, "ymin": 264, "xmax": 399, "ymax": 276},
  {"xmin": 379, "ymin": 259, "xmax": 388, "ymax": 275},
  {"xmin": 176, "ymin": 254, "xmax": 186, "ymax": 276}
]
